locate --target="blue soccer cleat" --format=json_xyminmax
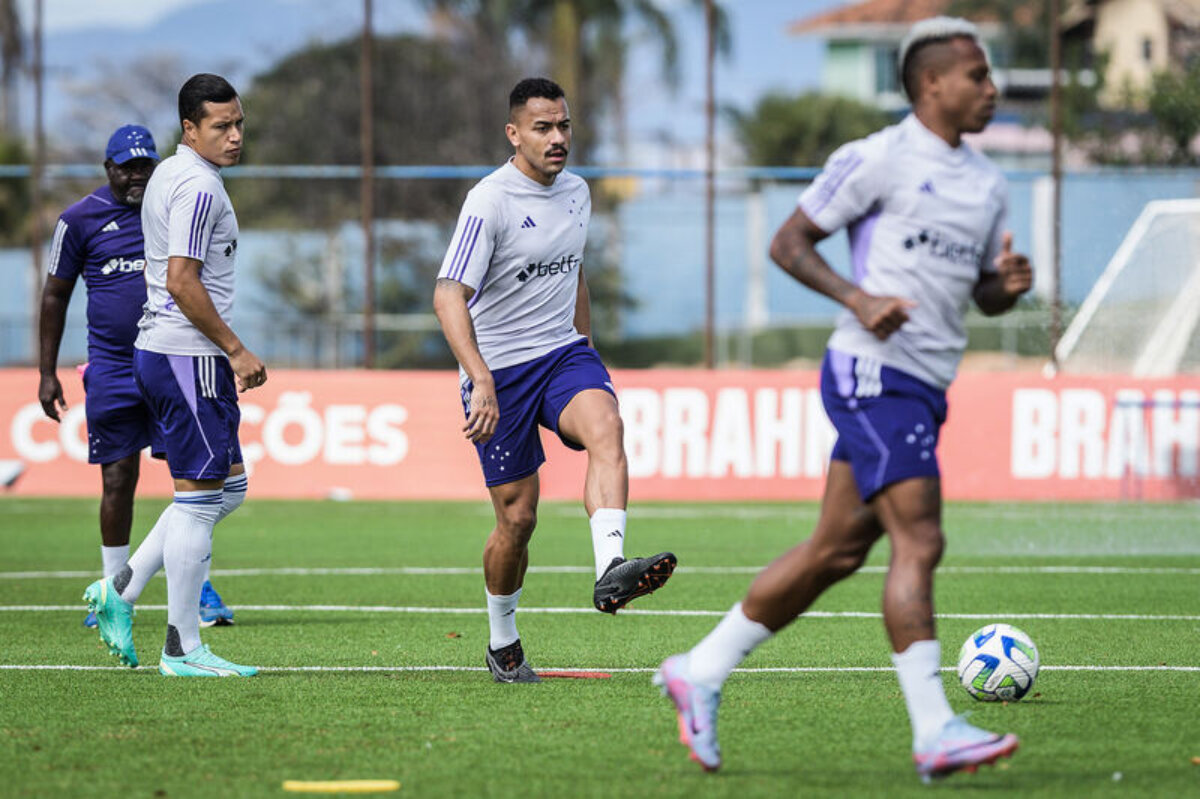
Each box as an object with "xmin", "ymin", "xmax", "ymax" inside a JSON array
[
  {"xmin": 654, "ymin": 654, "xmax": 722, "ymax": 772},
  {"xmin": 159, "ymin": 644, "xmax": 257, "ymax": 677},
  {"xmin": 198, "ymin": 580, "xmax": 234, "ymax": 627},
  {"xmin": 913, "ymin": 714, "xmax": 1019, "ymax": 781},
  {"xmin": 83, "ymin": 577, "xmax": 137, "ymax": 667},
  {"xmin": 83, "ymin": 611, "xmax": 97, "ymax": 629}
]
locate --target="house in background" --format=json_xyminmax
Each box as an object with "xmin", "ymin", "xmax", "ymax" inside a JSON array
[
  {"xmin": 788, "ymin": 0, "xmax": 1022, "ymax": 112},
  {"xmin": 1062, "ymin": 0, "xmax": 1200, "ymax": 108}
]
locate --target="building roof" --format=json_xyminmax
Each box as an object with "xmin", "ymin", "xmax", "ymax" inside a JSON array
[{"xmin": 789, "ymin": 0, "xmax": 1026, "ymax": 36}]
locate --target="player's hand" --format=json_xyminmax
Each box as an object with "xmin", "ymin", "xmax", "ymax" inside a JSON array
[
  {"xmin": 463, "ymin": 378, "xmax": 499, "ymax": 444},
  {"xmin": 993, "ymin": 232, "xmax": 1033, "ymax": 297},
  {"xmin": 852, "ymin": 292, "xmax": 917, "ymax": 341},
  {"xmin": 38, "ymin": 373, "xmax": 67, "ymax": 422},
  {"xmin": 229, "ymin": 348, "xmax": 268, "ymax": 392}
]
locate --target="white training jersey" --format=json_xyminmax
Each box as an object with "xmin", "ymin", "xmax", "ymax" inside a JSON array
[
  {"xmin": 438, "ymin": 159, "xmax": 590, "ymax": 374},
  {"xmin": 798, "ymin": 114, "xmax": 1007, "ymax": 389},
  {"xmin": 135, "ymin": 144, "xmax": 239, "ymax": 356}
]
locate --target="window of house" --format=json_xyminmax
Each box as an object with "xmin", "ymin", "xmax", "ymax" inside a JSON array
[
  {"xmin": 875, "ymin": 45, "xmax": 900, "ymax": 95},
  {"xmin": 1143, "ymin": 38, "xmax": 1153, "ymax": 62}
]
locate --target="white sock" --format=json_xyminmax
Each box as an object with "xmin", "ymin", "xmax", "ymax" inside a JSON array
[
  {"xmin": 892, "ymin": 639, "xmax": 955, "ymax": 748},
  {"xmin": 486, "ymin": 588, "xmax": 522, "ymax": 650},
  {"xmin": 218, "ymin": 473, "xmax": 247, "ymax": 523},
  {"xmin": 687, "ymin": 602, "xmax": 773, "ymax": 688},
  {"xmin": 202, "ymin": 474, "xmax": 248, "ymax": 586},
  {"xmin": 163, "ymin": 490, "xmax": 222, "ymax": 656},
  {"xmin": 101, "ymin": 544, "xmax": 129, "ymax": 578},
  {"xmin": 118, "ymin": 505, "xmax": 174, "ymax": 603},
  {"xmin": 590, "ymin": 508, "xmax": 627, "ymax": 579}
]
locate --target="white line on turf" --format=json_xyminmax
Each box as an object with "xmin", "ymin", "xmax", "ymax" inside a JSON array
[
  {"xmin": 5, "ymin": 604, "xmax": 1200, "ymax": 620},
  {"xmin": 0, "ymin": 664, "xmax": 1197, "ymax": 673},
  {"xmin": 3, "ymin": 564, "xmax": 1199, "ymax": 579}
]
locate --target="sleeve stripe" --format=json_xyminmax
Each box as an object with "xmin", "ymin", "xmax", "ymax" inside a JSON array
[
  {"xmin": 450, "ymin": 216, "xmax": 484, "ymax": 282},
  {"xmin": 805, "ymin": 152, "xmax": 864, "ymax": 218},
  {"xmin": 187, "ymin": 191, "xmax": 214, "ymax": 259},
  {"xmin": 446, "ymin": 215, "xmax": 478, "ymax": 279},
  {"xmin": 47, "ymin": 219, "xmax": 68, "ymax": 275}
]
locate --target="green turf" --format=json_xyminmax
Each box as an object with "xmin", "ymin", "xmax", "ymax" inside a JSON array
[{"xmin": 1, "ymin": 498, "xmax": 1199, "ymax": 798}]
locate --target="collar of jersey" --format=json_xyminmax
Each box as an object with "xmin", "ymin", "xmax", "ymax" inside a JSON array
[
  {"xmin": 902, "ymin": 114, "xmax": 969, "ymax": 164},
  {"xmin": 504, "ymin": 157, "xmax": 563, "ymax": 191},
  {"xmin": 175, "ymin": 143, "xmax": 222, "ymax": 175}
]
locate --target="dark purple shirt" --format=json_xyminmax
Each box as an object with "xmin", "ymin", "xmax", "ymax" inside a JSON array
[{"xmin": 48, "ymin": 185, "xmax": 147, "ymax": 363}]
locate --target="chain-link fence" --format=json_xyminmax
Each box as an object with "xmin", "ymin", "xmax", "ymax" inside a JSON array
[{"xmin": 3, "ymin": 165, "xmax": 1199, "ymax": 370}]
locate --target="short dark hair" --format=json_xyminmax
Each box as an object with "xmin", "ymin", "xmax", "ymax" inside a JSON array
[
  {"xmin": 178, "ymin": 73, "xmax": 238, "ymax": 126},
  {"xmin": 509, "ymin": 77, "xmax": 565, "ymax": 116}
]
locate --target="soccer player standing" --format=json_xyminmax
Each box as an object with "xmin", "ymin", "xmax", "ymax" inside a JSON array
[
  {"xmin": 84, "ymin": 74, "xmax": 265, "ymax": 677},
  {"xmin": 433, "ymin": 78, "xmax": 677, "ymax": 683},
  {"xmin": 656, "ymin": 18, "xmax": 1033, "ymax": 779},
  {"xmin": 39, "ymin": 125, "xmax": 234, "ymax": 629}
]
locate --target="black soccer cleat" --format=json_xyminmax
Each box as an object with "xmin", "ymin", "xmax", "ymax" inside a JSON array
[
  {"xmin": 485, "ymin": 639, "xmax": 541, "ymax": 683},
  {"xmin": 593, "ymin": 552, "xmax": 677, "ymax": 614}
]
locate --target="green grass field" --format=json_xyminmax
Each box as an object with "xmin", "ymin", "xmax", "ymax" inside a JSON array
[{"xmin": 2, "ymin": 498, "xmax": 1198, "ymax": 798}]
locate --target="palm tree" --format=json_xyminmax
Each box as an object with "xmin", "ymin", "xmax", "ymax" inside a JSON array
[{"xmin": 424, "ymin": 0, "xmax": 730, "ymax": 161}]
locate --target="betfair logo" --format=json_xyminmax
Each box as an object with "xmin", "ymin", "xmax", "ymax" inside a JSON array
[
  {"xmin": 100, "ymin": 257, "xmax": 146, "ymax": 275},
  {"xmin": 515, "ymin": 254, "xmax": 580, "ymax": 284},
  {"xmin": 902, "ymin": 229, "xmax": 984, "ymax": 267}
]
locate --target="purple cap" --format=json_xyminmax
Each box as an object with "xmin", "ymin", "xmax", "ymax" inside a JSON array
[{"xmin": 105, "ymin": 124, "xmax": 159, "ymax": 164}]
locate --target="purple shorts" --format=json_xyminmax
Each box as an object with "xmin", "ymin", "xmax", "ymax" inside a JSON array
[
  {"xmin": 463, "ymin": 339, "xmax": 614, "ymax": 487},
  {"xmin": 82, "ymin": 358, "xmax": 163, "ymax": 465},
  {"xmin": 134, "ymin": 350, "xmax": 242, "ymax": 481},
  {"xmin": 821, "ymin": 349, "xmax": 947, "ymax": 502}
]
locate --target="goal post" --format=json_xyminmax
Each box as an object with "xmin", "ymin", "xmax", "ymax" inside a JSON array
[{"xmin": 1055, "ymin": 199, "xmax": 1200, "ymax": 376}]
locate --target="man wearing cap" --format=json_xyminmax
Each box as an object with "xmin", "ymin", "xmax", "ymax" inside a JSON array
[{"xmin": 38, "ymin": 124, "xmax": 234, "ymax": 629}]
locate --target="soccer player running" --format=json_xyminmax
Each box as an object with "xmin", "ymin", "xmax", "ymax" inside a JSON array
[
  {"xmin": 84, "ymin": 74, "xmax": 265, "ymax": 677},
  {"xmin": 433, "ymin": 78, "xmax": 677, "ymax": 683},
  {"xmin": 656, "ymin": 18, "xmax": 1033, "ymax": 779},
  {"xmin": 39, "ymin": 125, "xmax": 234, "ymax": 630}
]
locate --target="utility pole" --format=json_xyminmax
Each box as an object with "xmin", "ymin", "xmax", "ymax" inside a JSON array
[
  {"xmin": 703, "ymin": 0, "xmax": 716, "ymax": 369},
  {"xmin": 1049, "ymin": 0, "xmax": 1063, "ymax": 368},
  {"xmin": 360, "ymin": 0, "xmax": 376, "ymax": 368},
  {"xmin": 29, "ymin": 0, "xmax": 44, "ymax": 363}
]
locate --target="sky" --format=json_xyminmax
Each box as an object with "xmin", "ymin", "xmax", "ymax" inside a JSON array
[{"xmin": 14, "ymin": 0, "xmax": 845, "ymax": 165}]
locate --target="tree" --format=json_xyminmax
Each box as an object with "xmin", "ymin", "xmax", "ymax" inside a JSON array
[
  {"xmin": 1148, "ymin": 61, "xmax": 1200, "ymax": 165},
  {"xmin": 946, "ymin": 0, "xmax": 1049, "ymax": 69},
  {"xmin": 423, "ymin": 0, "xmax": 730, "ymax": 162},
  {"xmin": 235, "ymin": 32, "xmax": 519, "ymax": 229},
  {"xmin": 733, "ymin": 92, "xmax": 891, "ymax": 167}
]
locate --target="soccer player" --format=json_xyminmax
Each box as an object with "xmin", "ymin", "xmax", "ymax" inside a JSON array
[
  {"xmin": 433, "ymin": 77, "xmax": 677, "ymax": 683},
  {"xmin": 38, "ymin": 124, "xmax": 234, "ymax": 629},
  {"xmin": 655, "ymin": 18, "xmax": 1033, "ymax": 779},
  {"xmin": 84, "ymin": 74, "xmax": 265, "ymax": 677}
]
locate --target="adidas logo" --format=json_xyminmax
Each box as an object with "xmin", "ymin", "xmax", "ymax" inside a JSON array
[
  {"xmin": 606, "ymin": 530, "xmax": 623, "ymax": 539},
  {"xmin": 101, "ymin": 221, "xmax": 120, "ymax": 233},
  {"xmin": 520, "ymin": 216, "xmax": 536, "ymax": 229},
  {"xmin": 918, "ymin": 180, "xmax": 935, "ymax": 195}
]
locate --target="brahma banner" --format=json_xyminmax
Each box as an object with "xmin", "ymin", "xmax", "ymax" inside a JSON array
[{"xmin": 2, "ymin": 368, "xmax": 1197, "ymax": 501}]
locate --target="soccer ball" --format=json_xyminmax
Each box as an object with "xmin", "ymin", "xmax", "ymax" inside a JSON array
[{"xmin": 956, "ymin": 623, "xmax": 1040, "ymax": 702}]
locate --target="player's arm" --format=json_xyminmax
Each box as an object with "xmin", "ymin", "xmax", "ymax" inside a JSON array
[
  {"xmin": 432, "ymin": 277, "xmax": 498, "ymax": 444},
  {"xmin": 574, "ymin": 267, "xmax": 592, "ymax": 346},
  {"xmin": 973, "ymin": 231, "xmax": 1032, "ymax": 316},
  {"xmin": 769, "ymin": 207, "xmax": 915, "ymax": 341},
  {"xmin": 166, "ymin": 255, "xmax": 266, "ymax": 392},
  {"xmin": 37, "ymin": 274, "xmax": 76, "ymax": 421}
]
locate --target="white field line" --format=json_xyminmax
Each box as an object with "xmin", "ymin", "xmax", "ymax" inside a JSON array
[
  {"xmin": 4, "ymin": 604, "xmax": 1200, "ymax": 621},
  {"xmin": 3, "ymin": 564, "xmax": 1199, "ymax": 580},
  {"xmin": 0, "ymin": 664, "xmax": 1197, "ymax": 674}
]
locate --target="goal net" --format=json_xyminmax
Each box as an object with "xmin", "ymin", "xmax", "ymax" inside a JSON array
[{"xmin": 1055, "ymin": 199, "xmax": 1200, "ymax": 376}]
